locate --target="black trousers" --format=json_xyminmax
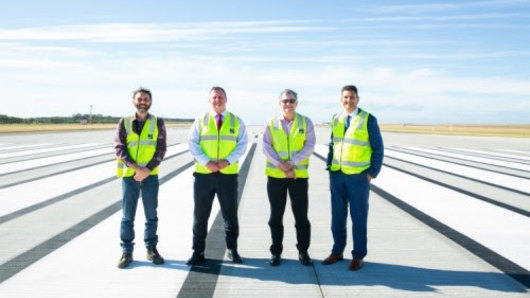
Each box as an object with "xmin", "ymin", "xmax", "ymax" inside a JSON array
[
  {"xmin": 267, "ymin": 177, "xmax": 311, "ymax": 255},
  {"xmin": 192, "ymin": 172, "xmax": 239, "ymax": 253}
]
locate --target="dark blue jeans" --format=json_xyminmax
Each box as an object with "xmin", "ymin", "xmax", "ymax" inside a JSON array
[
  {"xmin": 329, "ymin": 171, "xmax": 370, "ymax": 259},
  {"xmin": 120, "ymin": 175, "xmax": 159, "ymax": 253}
]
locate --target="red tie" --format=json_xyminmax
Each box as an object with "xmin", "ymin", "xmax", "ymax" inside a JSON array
[{"xmin": 216, "ymin": 114, "xmax": 223, "ymax": 130}]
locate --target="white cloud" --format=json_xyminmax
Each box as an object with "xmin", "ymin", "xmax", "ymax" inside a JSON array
[
  {"xmin": 351, "ymin": 13, "xmax": 530, "ymax": 23},
  {"xmin": 0, "ymin": 21, "xmax": 334, "ymax": 43},
  {"xmin": 377, "ymin": 0, "xmax": 530, "ymax": 14},
  {"xmin": 1, "ymin": 19, "xmax": 528, "ymax": 124},
  {"xmin": 0, "ymin": 42, "xmax": 100, "ymax": 57},
  {"xmin": 4, "ymin": 52, "xmax": 528, "ymax": 124}
]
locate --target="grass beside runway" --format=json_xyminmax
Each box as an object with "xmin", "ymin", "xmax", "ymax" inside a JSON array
[
  {"xmin": 379, "ymin": 124, "xmax": 530, "ymax": 138},
  {"xmin": 3, "ymin": 122, "xmax": 529, "ymax": 137},
  {"xmin": 0, "ymin": 122, "xmax": 192, "ymax": 133}
]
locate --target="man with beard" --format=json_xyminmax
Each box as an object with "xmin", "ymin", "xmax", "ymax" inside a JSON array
[{"xmin": 115, "ymin": 87, "xmax": 167, "ymax": 269}]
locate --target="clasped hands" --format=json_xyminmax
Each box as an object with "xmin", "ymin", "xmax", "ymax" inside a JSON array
[
  {"xmin": 278, "ymin": 161, "xmax": 296, "ymax": 179},
  {"xmin": 133, "ymin": 166, "xmax": 151, "ymax": 182},
  {"xmin": 206, "ymin": 159, "xmax": 230, "ymax": 172}
]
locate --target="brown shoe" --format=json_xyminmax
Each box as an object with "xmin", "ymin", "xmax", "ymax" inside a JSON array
[
  {"xmin": 321, "ymin": 254, "xmax": 343, "ymax": 265},
  {"xmin": 349, "ymin": 258, "xmax": 363, "ymax": 271}
]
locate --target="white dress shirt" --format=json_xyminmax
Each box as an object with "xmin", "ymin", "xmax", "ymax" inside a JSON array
[{"xmin": 188, "ymin": 110, "xmax": 248, "ymax": 166}]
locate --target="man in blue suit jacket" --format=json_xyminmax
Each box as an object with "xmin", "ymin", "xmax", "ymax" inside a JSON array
[{"xmin": 324, "ymin": 85, "xmax": 384, "ymax": 271}]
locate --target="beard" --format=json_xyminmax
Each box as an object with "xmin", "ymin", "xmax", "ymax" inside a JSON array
[{"xmin": 135, "ymin": 103, "xmax": 151, "ymax": 113}]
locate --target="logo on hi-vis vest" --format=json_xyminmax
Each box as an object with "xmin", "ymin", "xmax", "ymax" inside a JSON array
[
  {"xmin": 299, "ymin": 128, "xmax": 304, "ymax": 133},
  {"xmin": 230, "ymin": 128, "xmax": 235, "ymax": 134},
  {"xmin": 148, "ymin": 134, "xmax": 153, "ymax": 139}
]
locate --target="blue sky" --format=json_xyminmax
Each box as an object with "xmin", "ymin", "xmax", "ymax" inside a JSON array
[{"xmin": 2, "ymin": 0, "xmax": 530, "ymax": 124}]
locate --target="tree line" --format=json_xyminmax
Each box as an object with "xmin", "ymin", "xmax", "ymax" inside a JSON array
[{"xmin": 0, "ymin": 114, "xmax": 193, "ymax": 124}]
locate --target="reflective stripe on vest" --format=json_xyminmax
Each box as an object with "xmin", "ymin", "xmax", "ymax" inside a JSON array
[
  {"xmin": 116, "ymin": 115, "xmax": 159, "ymax": 177},
  {"xmin": 329, "ymin": 110, "xmax": 372, "ymax": 174},
  {"xmin": 195, "ymin": 112, "xmax": 240, "ymax": 174},
  {"xmin": 265, "ymin": 113, "xmax": 309, "ymax": 178}
]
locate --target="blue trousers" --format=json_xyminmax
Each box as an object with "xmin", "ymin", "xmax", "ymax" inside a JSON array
[
  {"xmin": 120, "ymin": 175, "xmax": 159, "ymax": 253},
  {"xmin": 329, "ymin": 171, "xmax": 370, "ymax": 259}
]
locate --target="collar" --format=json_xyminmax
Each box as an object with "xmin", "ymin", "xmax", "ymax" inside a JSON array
[
  {"xmin": 134, "ymin": 112, "xmax": 151, "ymax": 121},
  {"xmin": 343, "ymin": 108, "xmax": 359, "ymax": 118},
  {"xmin": 212, "ymin": 110, "xmax": 227, "ymax": 117},
  {"xmin": 279, "ymin": 113, "xmax": 296, "ymax": 123}
]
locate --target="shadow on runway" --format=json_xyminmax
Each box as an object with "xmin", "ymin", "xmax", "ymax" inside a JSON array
[{"xmin": 126, "ymin": 257, "xmax": 528, "ymax": 293}]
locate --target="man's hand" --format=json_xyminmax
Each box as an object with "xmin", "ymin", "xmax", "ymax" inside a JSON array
[
  {"xmin": 134, "ymin": 167, "xmax": 151, "ymax": 182},
  {"xmin": 206, "ymin": 161, "xmax": 220, "ymax": 172},
  {"xmin": 217, "ymin": 159, "xmax": 229, "ymax": 170},
  {"xmin": 285, "ymin": 169, "xmax": 296, "ymax": 179},
  {"xmin": 367, "ymin": 173, "xmax": 373, "ymax": 182},
  {"xmin": 278, "ymin": 161, "xmax": 292, "ymax": 172}
]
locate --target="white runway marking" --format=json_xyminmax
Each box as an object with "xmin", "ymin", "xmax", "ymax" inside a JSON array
[
  {"xmin": 0, "ymin": 161, "xmax": 115, "ymax": 217},
  {"xmin": 0, "ymin": 143, "xmax": 106, "ymax": 159},
  {"xmin": 0, "ymin": 147, "xmax": 114, "ymax": 175},
  {"xmin": 372, "ymin": 166, "xmax": 530, "ymax": 271},
  {"xmin": 396, "ymin": 146, "xmax": 530, "ymax": 172},
  {"xmin": 0, "ymin": 145, "xmax": 261, "ymax": 297},
  {"xmin": 385, "ymin": 148, "xmax": 530, "ymax": 193},
  {"xmin": 0, "ymin": 144, "xmax": 51, "ymax": 152},
  {"xmin": 447, "ymin": 148, "xmax": 530, "ymax": 162},
  {"xmin": 498, "ymin": 149, "xmax": 530, "ymax": 156},
  {"xmin": 0, "ymin": 143, "xmax": 185, "ymax": 175},
  {"xmin": 0, "ymin": 144, "xmax": 188, "ymax": 217},
  {"xmin": 0, "ymin": 167, "xmax": 206, "ymax": 298},
  {"xmin": 314, "ymin": 143, "xmax": 530, "ymax": 271},
  {"xmin": 2, "ymin": 141, "xmax": 528, "ymax": 296}
]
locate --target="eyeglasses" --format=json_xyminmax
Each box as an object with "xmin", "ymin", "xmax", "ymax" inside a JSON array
[{"xmin": 280, "ymin": 99, "xmax": 297, "ymax": 104}]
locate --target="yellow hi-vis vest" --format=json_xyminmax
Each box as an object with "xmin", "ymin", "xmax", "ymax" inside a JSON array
[
  {"xmin": 195, "ymin": 112, "xmax": 240, "ymax": 174},
  {"xmin": 265, "ymin": 114, "xmax": 309, "ymax": 178},
  {"xmin": 330, "ymin": 110, "xmax": 372, "ymax": 174},
  {"xmin": 116, "ymin": 115, "xmax": 159, "ymax": 178}
]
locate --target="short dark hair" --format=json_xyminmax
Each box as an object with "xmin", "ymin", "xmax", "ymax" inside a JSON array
[
  {"xmin": 132, "ymin": 87, "xmax": 152, "ymax": 100},
  {"xmin": 279, "ymin": 89, "xmax": 298, "ymax": 101},
  {"xmin": 341, "ymin": 85, "xmax": 358, "ymax": 96},
  {"xmin": 210, "ymin": 86, "xmax": 226, "ymax": 97}
]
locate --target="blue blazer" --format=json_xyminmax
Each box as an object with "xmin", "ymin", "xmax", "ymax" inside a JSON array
[{"xmin": 326, "ymin": 109, "xmax": 384, "ymax": 178}]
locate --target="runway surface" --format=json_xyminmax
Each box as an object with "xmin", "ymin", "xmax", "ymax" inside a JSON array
[{"xmin": 0, "ymin": 127, "xmax": 529, "ymax": 297}]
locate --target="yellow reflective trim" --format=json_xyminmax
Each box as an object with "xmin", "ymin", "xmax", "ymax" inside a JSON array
[
  {"xmin": 200, "ymin": 135, "xmax": 218, "ymax": 141},
  {"xmin": 219, "ymin": 135, "xmax": 237, "ymax": 142},
  {"xmin": 341, "ymin": 160, "xmax": 370, "ymax": 167},
  {"xmin": 342, "ymin": 138, "xmax": 370, "ymax": 146},
  {"xmin": 139, "ymin": 140, "xmax": 157, "ymax": 146}
]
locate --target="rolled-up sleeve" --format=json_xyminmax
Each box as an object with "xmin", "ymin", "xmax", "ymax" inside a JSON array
[
  {"xmin": 114, "ymin": 118, "xmax": 135, "ymax": 167},
  {"xmin": 146, "ymin": 118, "xmax": 167, "ymax": 170}
]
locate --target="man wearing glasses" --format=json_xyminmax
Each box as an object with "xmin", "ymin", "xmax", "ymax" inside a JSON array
[{"xmin": 262, "ymin": 89, "xmax": 315, "ymax": 266}]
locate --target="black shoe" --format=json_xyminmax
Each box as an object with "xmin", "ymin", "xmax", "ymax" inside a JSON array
[
  {"xmin": 186, "ymin": 252, "xmax": 205, "ymax": 266},
  {"xmin": 117, "ymin": 252, "xmax": 133, "ymax": 269},
  {"xmin": 227, "ymin": 249, "xmax": 243, "ymax": 264},
  {"xmin": 268, "ymin": 254, "xmax": 281, "ymax": 266},
  {"xmin": 299, "ymin": 251, "xmax": 313, "ymax": 266},
  {"xmin": 147, "ymin": 245, "xmax": 164, "ymax": 265}
]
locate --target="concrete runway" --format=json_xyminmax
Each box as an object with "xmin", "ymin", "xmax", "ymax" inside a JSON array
[{"xmin": 0, "ymin": 127, "xmax": 529, "ymax": 297}]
